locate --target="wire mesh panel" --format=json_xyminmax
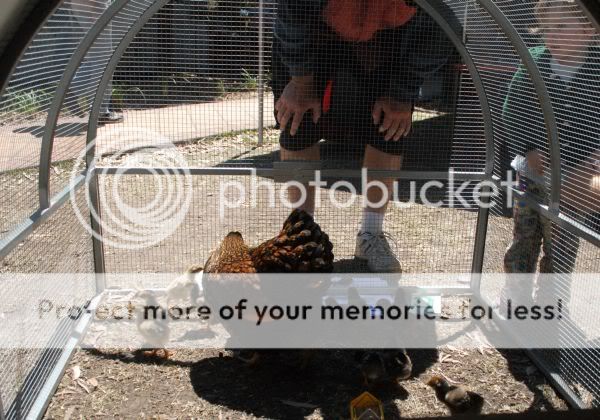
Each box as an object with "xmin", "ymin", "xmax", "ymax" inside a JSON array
[
  {"xmin": 0, "ymin": 0, "xmax": 599, "ymax": 416},
  {"xmin": 0, "ymin": 187, "xmax": 94, "ymax": 419},
  {"xmin": 97, "ymin": 172, "xmax": 478, "ymax": 281},
  {"xmin": 49, "ymin": 0, "xmax": 158, "ymax": 199},
  {"xmin": 0, "ymin": 3, "xmax": 74, "ymax": 240},
  {"xmin": 93, "ymin": 0, "xmax": 277, "ymax": 167},
  {"xmin": 479, "ymin": 0, "xmax": 600, "ymax": 407}
]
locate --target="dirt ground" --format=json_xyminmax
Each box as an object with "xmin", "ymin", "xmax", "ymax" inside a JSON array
[
  {"xmin": 44, "ymin": 346, "xmax": 568, "ymax": 419},
  {"xmin": 3, "ymin": 126, "xmax": 595, "ymax": 418}
]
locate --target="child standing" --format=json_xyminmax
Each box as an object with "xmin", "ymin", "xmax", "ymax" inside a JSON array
[{"xmin": 503, "ymin": 0, "xmax": 599, "ymax": 280}]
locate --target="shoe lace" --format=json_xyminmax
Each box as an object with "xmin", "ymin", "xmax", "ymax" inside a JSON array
[{"xmin": 361, "ymin": 231, "xmax": 399, "ymax": 257}]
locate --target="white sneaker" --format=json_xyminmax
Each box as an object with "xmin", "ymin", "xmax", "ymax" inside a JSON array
[{"xmin": 354, "ymin": 232, "xmax": 402, "ymax": 273}]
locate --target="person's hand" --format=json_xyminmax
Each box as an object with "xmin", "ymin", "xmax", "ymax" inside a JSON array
[
  {"xmin": 526, "ymin": 149, "xmax": 544, "ymax": 176},
  {"xmin": 372, "ymin": 97, "xmax": 412, "ymax": 141},
  {"xmin": 563, "ymin": 149, "xmax": 600, "ymax": 212},
  {"xmin": 275, "ymin": 75, "xmax": 321, "ymax": 136}
]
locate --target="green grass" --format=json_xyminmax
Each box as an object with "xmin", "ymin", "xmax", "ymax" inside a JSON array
[
  {"xmin": 241, "ymin": 69, "xmax": 258, "ymax": 91},
  {"xmin": 1, "ymin": 88, "xmax": 53, "ymax": 118}
]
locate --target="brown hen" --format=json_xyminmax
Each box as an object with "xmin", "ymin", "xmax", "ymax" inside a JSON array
[
  {"xmin": 249, "ymin": 209, "xmax": 334, "ymax": 273},
  {"xmin": 202, "ymin": 231, "xmax": 262, "ymax": 365},
  {"xmin": 204, "ymin": 231, "xmax": 256, "ymax": 274}
]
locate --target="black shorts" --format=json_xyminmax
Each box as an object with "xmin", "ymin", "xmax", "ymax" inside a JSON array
[{"xmin": 272, "ymin": 28, "xmax": 410, "ymax": 157}]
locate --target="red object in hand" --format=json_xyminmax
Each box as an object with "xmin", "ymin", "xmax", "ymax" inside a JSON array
[
  {"xmin": 323, "ymin": 0, "xmax": 417, "ymax": 42},
  {"xmin": 322, "ymin": 80, "xmax": 333, "ymax": 114}
]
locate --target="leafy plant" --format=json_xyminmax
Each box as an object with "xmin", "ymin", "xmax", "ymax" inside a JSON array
[
  {"xmin": 241, "ymin": 68, "xmax": 258, "ymax": 91},
  {"xmin": 216, "ymin": 79, "xmax": 226, "ymax": 97},
  {"xmin": 111, "ymin": 83, "xmax": 146, "ymax": 110},
  {"xmin": 2, "ymin": 88, "xmax": 52, "ymax": 117}
]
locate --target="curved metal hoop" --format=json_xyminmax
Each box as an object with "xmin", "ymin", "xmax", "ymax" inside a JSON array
[{"xmin": 38, "ymin": 0, "xmax": 131, "ymax": 209}]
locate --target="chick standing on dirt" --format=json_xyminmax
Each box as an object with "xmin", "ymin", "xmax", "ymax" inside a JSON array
[
  {"xmin": 359, "ymin": 351, "xmax": 387, "ymax": 387},
  {"xmin": 135, "ymin": 290, "xmax": 171, "ymax": 359},
  {"xmin": 359, "ymin": 349, "xmax": 412, "ymax": 387},
  {"xmin": 347, "ymin": 287, "xmax": 366, "ymax": 308},
  {"xmin": 386, "ymin": 349, "xmax": 412, "ymax": 382},
  {"xmin": 427, "ymin": 375, "xmax": 484, "ymax": 414}
]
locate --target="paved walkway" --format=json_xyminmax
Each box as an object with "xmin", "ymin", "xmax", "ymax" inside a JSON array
[{"xmin": 0, "ymin": 94, "xmax": 276, "ymax": 172}]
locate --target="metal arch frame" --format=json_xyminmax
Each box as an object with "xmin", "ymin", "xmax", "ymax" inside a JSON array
[
  {"xmin": 84, "ymin": 0, "xmax": 497, "ymax": 280},
  {"xmin": 577, "ymin": 0, "xmax": 600, "ymax": 33},
  {"xmin": 476, "ymin": 0, "xmax": 562, "ymax": 213},
  {"xmin": 414, "ymin": 0, "xmax": 495, "ymax": 281},
  {"xmin": 475, "ymin": 0, "xmax": 593, "ymax": 409},
  {"xmin": 85, "ymin": 0, "xmax": 172, "ymax": 162},
  {"xmin": 84, "ymin": 0, "xmax": 172, "ymax": 287},
  {"xmin": 415, "ymin": 0, "xmax": 495, "ymax": 177},
  {"xmin": 258, "ymin": 0, "xmax": 265, "ymax": 146},
  {"xmin": 38, "ymin": 0, "xmax": 131, "ymax": 210},
  {"xmin": 0, "ymin": 0, "xmax": 64, "ymax": 101}
]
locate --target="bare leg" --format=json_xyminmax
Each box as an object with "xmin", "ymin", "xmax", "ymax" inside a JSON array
[
  {"xmin": 280, "ymin": 144, "xmax": 320, "ymax": 214},
  {"xmin": 362, "ymin": 145, "xmax": 403, "ymax": 214},
  {"xmin": 355, "ymin": 146, "xmax": 403, "ymax": 272}
]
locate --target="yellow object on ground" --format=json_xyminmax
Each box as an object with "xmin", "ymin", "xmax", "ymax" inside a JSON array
[{"xmin": 350, "ymin": 391, "xmax": 384, "ymax": 420}]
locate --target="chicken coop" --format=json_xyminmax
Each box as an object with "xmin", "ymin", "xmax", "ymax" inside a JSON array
[{"xmin": 0, "ymin": 0, "xmax": 599, "ymax": 418}]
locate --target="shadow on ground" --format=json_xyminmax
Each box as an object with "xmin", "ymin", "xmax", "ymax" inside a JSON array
[{"xmin": 188, "ymin": 350, "xmax": 439, "ymax": 419}]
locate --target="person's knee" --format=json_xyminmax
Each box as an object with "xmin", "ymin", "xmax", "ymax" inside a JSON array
[
  {"xmin": 363, "ymin": 144, "xmax": 403, "ymax": 169},
  {"xmin": 278, "ymin": 117, "xmax": 321, "ymax": 154},
  {"xmin": 280, "ymin": 143, "xmax": 320, "ymax": 161}
]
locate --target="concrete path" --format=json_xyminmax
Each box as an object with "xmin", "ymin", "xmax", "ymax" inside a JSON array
[{"xmin": 0, "ymin": 93, "xmax": 276, "ymax": 172}]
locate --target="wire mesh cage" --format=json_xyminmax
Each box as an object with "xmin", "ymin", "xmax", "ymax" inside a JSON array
[{"xmin": 0, "ymin": 0, "xmax": 599, "ymax": 418}]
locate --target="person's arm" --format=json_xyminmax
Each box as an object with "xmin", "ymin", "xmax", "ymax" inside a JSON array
[
  {"xmin": 503, "ymin": 65, "xmax": 539, "ymax": 159},
  {"xmin": 274, "ymin": 0, "xmax": 322, "ymax": 135},
  {"xmin": 373, "ymin": 7, "xmax": 453, "ymax": 141},
  {"xmin": 274, "ymin": 0, "xmax": 320, "ymax": 77},
  {"xmin": 563, "ymin": 149, "xmax": 600, "ymax": 212},
  {"xmin": 386, "ymin": 8, "xmax": 453, "ymax": 104}
]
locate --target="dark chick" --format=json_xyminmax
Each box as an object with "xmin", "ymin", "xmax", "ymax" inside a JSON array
[
  {"xmin": 384, "ymin": 348, "xmax": 412, "ymax": 382},
  {"xmin": 358, "ymin": 349, "xmax": 412, "ymax": 387},
  {"xmin": 359, "ymin": 351, "xmax": 387, "ymax": 387},
  {"xmin": 249, "ymin": 209, "xmax": 334, "ymax": 273},
  {"xmin": 427, "ymin": 375, "xmax": 484, "ymax": 414}
]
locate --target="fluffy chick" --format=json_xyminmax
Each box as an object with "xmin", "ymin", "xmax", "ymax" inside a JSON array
[
  {"xmin": 359, "ymin": 351, "xmax": 387, "ymax": 387},
  {"xmin": 358, "ymin": 349, "xmax": 412, "ymax": 387},
  {"xmin": 427, "ymin": 375, "xmax": 484, "ymax": 414},
  {"xmin": 386, "ymin": 348, "xmax": 412, "ymax": 382},
  {"xmin": 347, "ymin": 286, "xmax": 367, "ymax": 307},
  {"xmin": 166, "ymin": 264, "xmax": 204, "ymax": 306},
  {"xmin": 135, "ymin": 290, "xmax": 171, "ymax": 359}
]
